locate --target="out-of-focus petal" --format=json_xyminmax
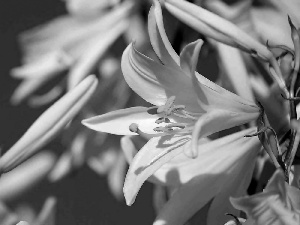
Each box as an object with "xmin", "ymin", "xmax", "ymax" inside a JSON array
[
  {"xmin": 216, "ymin": 42, "xmax": 254, "ymax": 101},
  {"xmin": 17, "ymin": 222, "xmax": 30, "ymax": 225},
  {"xmin": 65, "ymin": 0, "xmax": 120, "ymax": 17},
  {"xmin": 67, "ymin": 18, "xmax": 130, "ymax": 89},
  {"xmin": 107, "ymin": 151, "xmax": 127, "ymax": 200},
  {"xmin": 120, "ymin": 136, "xmax": 138, "ymax": 164},
  {"xmin": 49, "ymin": 130, "xmax": 86, "ymax": 183},
  {"xmin": 123, "ymin": 135, "xmax": 191, "ymax": 206},
  {"xmin": 33, "ymin": 197, "xmax": 56, "ymax": 225},
  {"xmin": 252, "ymin": 7, "xmax": 293, "ymax": 48},
  {"xmin": 0, "ymin": 75, "xmax": 98, "ymax": 173},
  {"xmin": 11, "ymin": 51, "xmax": 71, "ymax": 80},
  {"xmin": 0, "ymin": 151, "xmax": 56, "ymax": 202},
  {"xmin": 153, "ymin": 129, "xmax": 259, "ymax": 225},
  {"xmin": 162, "ymin": 0, "xmax": 273, "ymax": 61}
]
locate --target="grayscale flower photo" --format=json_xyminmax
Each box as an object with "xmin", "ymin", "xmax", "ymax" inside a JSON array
[{"xmin": 0, "ymin": 0, "xmax": 300, "ymax": 224}]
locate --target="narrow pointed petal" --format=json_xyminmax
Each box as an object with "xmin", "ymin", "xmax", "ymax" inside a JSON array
[
  {"xmin": 122, "ymin": 44, "xmax": 200, "ymax": 112},
  {"xmin": 0, "ymin": 152, "xmax": 56, "ymax": 202},
  {"xmin": 123, "ymin": 135, "xmax": 191, "ymax": 206},
  {"xmin": 121, "ymin": 45, "xmax": 167, "ymax": 106},
  {"xmin": 148, "ymin": 1, "xmax": 180, "ymax": 67},
  {"xmin": 153, "ymin": 129, "xmax": 259, "ymax": 225},
  {"xmin": 179, "ymin": 40, "xmax": 203, "ymax": 77},
  {"xmin": 0, "ymin": 75, "xmax": 98, "ymax": 173},
  {"xmin": 82, "ymin": 107, "xmax": 169, "ymax": 135},
  {"xmin": 192, "ymin": 70, "xmax": 259, "ymax": 113},
  {"xmin": 216, "ymin": 42, "xmax": 254, "ymax": 101},
  {"xmin": 190, "ymin": 109, "xmax": 258, "ymax": 157}
]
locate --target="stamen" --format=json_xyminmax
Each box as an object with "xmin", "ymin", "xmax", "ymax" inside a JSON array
[
  {"xmin": 157, "ymin": 96, "xmax": 176, "ymax": 114},
  {"xmin": 165, "ymin": 123, "xmax": 186, "ymax": 129},
  {"xmin": 155, "ymin": 117, "xmax": 171, "ymax": 124},
  {"xmin": 154, "ymin": 123, "xmax": 186, "ymax": 133},
  {"xmin": 129, "ymin": 123, "xmax": 161, "ymax": 139}
]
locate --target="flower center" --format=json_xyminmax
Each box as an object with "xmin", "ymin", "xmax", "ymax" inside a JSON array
[
  {"xmin": 152, "ymin": 96, "xmax": 197, "ymax": 134},
  {"xmin": 129, "ymin": 96, "xmax": 197, "ymax": 138}
]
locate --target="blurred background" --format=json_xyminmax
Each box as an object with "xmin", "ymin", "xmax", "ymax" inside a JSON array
[{"xmin": 0, "ymin": 1, "xmax": 155, "ymax": 224}]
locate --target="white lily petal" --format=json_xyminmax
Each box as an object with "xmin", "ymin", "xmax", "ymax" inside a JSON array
[
  {"xmin": 189, "ymin": 109, "xmax": 258, "ymax": 157},
  {"xmin": 216, "ymin": 42, "xmax": 254, "ymax": 101},
  {"xmin": 123, "ymin": 135, "xmax": 191, "ymax": 206},
  {"xmin": 192, "ymin": 71, "xmax": 259, "ymax": 113},
  {"xmin": 122, "ymin": 44, "xmax": 200, "ymax": 112},
  {"xmin": 153, "ymin": 129, "xmax": 259, "ymax": 225},
  {"xmin": 153, "ymin": 128, "xmax": 257, "ymax": 184},
  {"xmin": 149, "ymin": 1, "xmax": 180, "ymax": 66},
  {"xmin": 82, "ymin": 107, "xmax": 172, "ymax": 135},
  {"xmin": 121, "ymin": 45, "xmax": 167, "ymax": 106},
  {"xmin": 0, "ymin": 151, "xmax": 56, "ymax": 202},
  {"xmin": 179, "ymin": 40, "xmax": 204, "ymax": 77},
  {"xmin": 0, "ymin": 75, "xmax": 98, "ymax": 173}
]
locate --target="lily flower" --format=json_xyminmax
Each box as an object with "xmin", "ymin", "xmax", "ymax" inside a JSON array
[
  {"xmin": 159, "ymin": 0, "xmax": 288, "ymax": 96},
  {"xmin": 230, "ymin": 169, "xmax": 300, "ymax": 225},
  {"xmin": 122, "ymin": 128, "xmax": 260, "ymax": 225},
  {"xmin": 82, "ymin": 0, "xmax": 259, "ymax": 159}
]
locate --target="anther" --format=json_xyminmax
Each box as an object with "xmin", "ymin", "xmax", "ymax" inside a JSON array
[
  {"xmin": 129, "ymin": 123, "xmax": 161, "ymax": 139},
  {"xmin": 154, "ymin": 123, "xmax": 186, "ymax": 133},
  {"xmin": 165, "ymin": 123, "xmax": 186, "ymax": 129},
  {"xmin": 155, "ymin": 117, "xmax": 171, "ymax": 124},
  {"xmin": 129, "ymin": 123, "xmax": 139, "ymax": 133}
]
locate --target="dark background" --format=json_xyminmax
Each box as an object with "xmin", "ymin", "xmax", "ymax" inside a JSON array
[{"xmin": 0, "ymin": 1, "xmax": 155, "ymax": 224}]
